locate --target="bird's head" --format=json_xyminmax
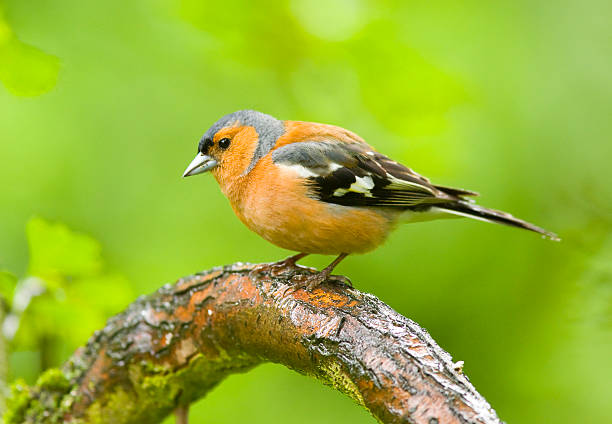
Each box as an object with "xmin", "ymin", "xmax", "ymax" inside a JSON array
[{"xmin": 182, "ymin": 110, "xmax": 285, "ymax": 178}]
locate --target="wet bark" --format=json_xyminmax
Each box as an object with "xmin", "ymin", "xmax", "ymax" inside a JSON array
[{"xmin": 14, "ymin": 262, "xmax": 503, "ymax": 423}]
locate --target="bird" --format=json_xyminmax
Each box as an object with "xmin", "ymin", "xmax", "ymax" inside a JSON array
[{"xmin": 183, "ymin": 110, "xmax": 558, "ymax": 289}]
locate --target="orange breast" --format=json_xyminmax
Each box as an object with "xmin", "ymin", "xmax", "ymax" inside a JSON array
[{"xmin": 226, "ymin": 156, "xmax": 397, "ymax": 255}]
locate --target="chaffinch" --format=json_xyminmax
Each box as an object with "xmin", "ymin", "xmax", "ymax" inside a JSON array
[{"xmin": 183, "ymin": 110, "xmax": 558, "ymax": 288}]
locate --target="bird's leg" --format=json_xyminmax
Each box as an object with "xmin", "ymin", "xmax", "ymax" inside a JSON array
[
  {"xmin": 301, "ymin": 253, "xmax": 350, "ymax": 290},
  {"xmin": 277, "ymin": 252, "xmax": 309, "ymax": 267}
]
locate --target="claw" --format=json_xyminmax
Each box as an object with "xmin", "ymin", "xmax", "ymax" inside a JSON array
[
  {"xmin": 305, "ymin": 273, "xmax": 327, "ymax": 291},
  {"xmin": 327, "ymin": 274, "xmax": 352, "ymax": 288}
]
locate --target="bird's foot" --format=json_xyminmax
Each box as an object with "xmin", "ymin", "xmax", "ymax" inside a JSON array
[
  {"xmin": 290, "ymin": 272, "xmax": 352, "ymax": 291},
  {"xmin": 270, "ymin": 253, "xmax": 308, "ymax": 277}
]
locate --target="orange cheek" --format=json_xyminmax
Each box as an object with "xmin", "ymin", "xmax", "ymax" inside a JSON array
[
  {"xmin": 211, "ymin": 126, "xmax": 260, "ymax": 202},
  {"xmin": 218, "ymin": 127, "xmax": 258, "ymax": 176}
]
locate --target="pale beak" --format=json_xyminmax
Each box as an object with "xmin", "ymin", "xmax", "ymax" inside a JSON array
[{"xmin": 182, "ymin": 153, "xmax": 218, "ymax": 177}]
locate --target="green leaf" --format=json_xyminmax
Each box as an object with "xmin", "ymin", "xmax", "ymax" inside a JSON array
[
  {"xmin": 0, "ymin": 6, "xmax": 59, "ymax": 96},
  {"xmin": 0, "ymin": 38, "xmax": 60, "ymax": 96},
  {"xmin": 12, "ymin": 218, "xmax": 133, "ymax": 360},
  {"xmin": 12, "ymin": 273, "xmax": 133, "ymax": 365},
  {"xmin": 0, "ymin": 270, "xmax": 17, "ymax": 307},
  {"xmin": 26, "ymin": 217, "xmax": 103, "ymax": 284}
]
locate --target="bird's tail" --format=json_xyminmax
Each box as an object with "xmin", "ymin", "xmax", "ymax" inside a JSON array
[{"xmin": 433, "ymin": 201, "xmax": 560, "ymax": 241}]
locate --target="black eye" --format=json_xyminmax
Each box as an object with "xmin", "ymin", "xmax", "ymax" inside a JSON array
[{"xmin": 218, "ymin": 138, "xmax": 231, "ymax": 149}]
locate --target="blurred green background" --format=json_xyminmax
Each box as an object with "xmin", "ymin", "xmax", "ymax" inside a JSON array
[{"xmin": 1, "ymin": 0, "xmax": 611, "ymax": 422}]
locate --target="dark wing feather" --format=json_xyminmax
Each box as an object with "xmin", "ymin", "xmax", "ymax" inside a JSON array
[
  {"xmin": 271, "ymin": 140, "xmax": 559, "ymax": 240},
  {"xmin": 432, "ymin": 184, "xmax": 479, "ymax": 197},
  {"xmin": 272, "ymin": 141, "xmax": 468, "ymax": 208}
]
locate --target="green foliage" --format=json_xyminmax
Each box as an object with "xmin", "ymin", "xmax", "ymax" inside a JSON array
[
  {"xmin": 26, "ymin": 217, "xmax": 103, "ymax": 285},
  {"xmin": 180, "ymin": 0, "xmax": 464, "ymax": 136},
  {"xmin": 0, "ymin": 5, "xmax": 59, "ymax": 96},
  {"xmin": 0, "ymin": 271, "xmax": 17, "ymax": 308},
  {"xmin": 4, "ymin": 217, "xmax": 132, "ymax": 387}
]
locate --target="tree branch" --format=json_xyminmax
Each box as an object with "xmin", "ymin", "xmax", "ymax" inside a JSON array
[{"xmin": 8, "ymin": 262, "xmax": 503, "ymax": 424}]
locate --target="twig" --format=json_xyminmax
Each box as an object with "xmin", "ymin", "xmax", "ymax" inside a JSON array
[{"xmin": 174, "ymin": 405, "xmax": 188, "ymax": 424}]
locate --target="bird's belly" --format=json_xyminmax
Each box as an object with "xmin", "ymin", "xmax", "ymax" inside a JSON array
[{"xmin": 234, "ymin": 186, "xmax": 396, "ymax": 255}]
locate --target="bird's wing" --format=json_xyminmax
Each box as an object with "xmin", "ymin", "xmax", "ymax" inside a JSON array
[{"xmin": 271, "ymin": 140, "xmax": 467, "ymax": 208}]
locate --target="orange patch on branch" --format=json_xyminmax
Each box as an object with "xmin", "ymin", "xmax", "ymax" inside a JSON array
[{"xmin": 292, "ymin": 287, "xmax": 359, "ymax": 309}]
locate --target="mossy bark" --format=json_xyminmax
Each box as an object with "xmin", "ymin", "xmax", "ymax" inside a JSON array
[{"xmin": 4, "ymin": 262, "xmax": 503, "ymax": 424}]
